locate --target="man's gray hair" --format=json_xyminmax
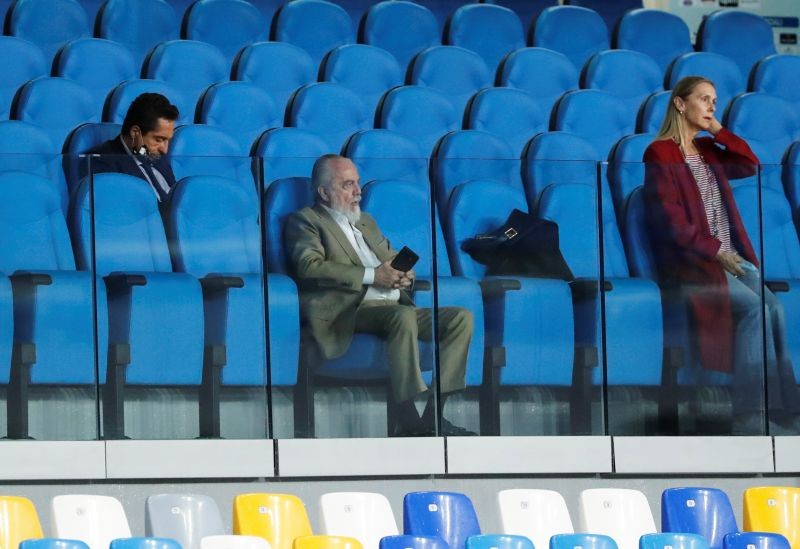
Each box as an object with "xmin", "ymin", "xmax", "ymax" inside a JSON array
[{"xmin": 311, "ymin": 153, "xmax": 346, "ymax": 198}]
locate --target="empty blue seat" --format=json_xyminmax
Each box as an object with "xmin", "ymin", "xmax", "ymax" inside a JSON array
[
  {"xmin": 786, "ymin": 142, "xmax": 800, "ymax": 216},
  {"xmin": 661, "ymin": 488, "xmax": 738, "ymax": 549},
  {"xmin": 410, "ymin": 0, "xmax": 468, "ymax": 32},
  {"xmin": 641, "ymin": 535, "xmax": 709, "ymax": 549},
  {"xmin": 360, "ymin": 1, "xmax": 439, "ymax": 69},
  {"xmin": 197, "ymin": 81, "xmax": 281, "ymax": 154},
  {"xmin": 465, "ymin": 86, "xmax": 547, "ymax": 155},
  {"xmin": 342, "ymin": 129, "xmax": 428, "ymax": 186},
  {"xmin": 12, "ymin": 77, "xmax": 98, "ymax": 151},
  {"xmin": 272, "ymin": 0, "xmax": 355, "ymax": 67},
  {"xmin": 563, "ymin": 0, "xmax": 641, "ymax": 32},
  {"xmin": 497, "ymin": 46, "xmax": 578, "ymax": 116},
  {"xmin": 233, "ymin": 41, "xmax": 316, "ymax": 113},
  {"xmin": 183, "ymin": 0, "xmax": 268, "ymax": 64},
  {"xmin": 551, "ymin": 535, "xmax": 617, "ymax": 549},
  {"xmin": 143, "ymin": 40, "xmax": 229, "ymax": 105},
  {"xmin": 109, "ymin": 539, "xmax": 181, "ymax": 549},
  {"xmin": 751, "ymin": 54, "xmax": 800, "ymax": 104},
  {"xmin": 7, "ymin": 0, "xmax": 89, "ymax": 60},
  {"xmin": 608, "ymin": 132, "xmax": 655, "ymax": 213},
  {"xmin": 0, "ymin": 120, "xmax": 67, "ymax": 208},
  {"xmin": 667, "ymin": 52, "xmax": 744, "ymax": 115},
  {"xmin": 582, "ymin": 49, "xmax": 663, "ymax": 124},
  {"xmin": 328, "ymin": 0, "xmax": 372, "ymax": 27},
  {"xmin": 320, "ymin": 44, "xmax": 403, "ymax": 115},
  {"xmin": 104, "ymin": 79, "xmax": 191, "ymax": 125},
  {"xmin": 20, "ymin": 540, "xmax": 90, "ymax": 549},
  {"xmin": 253, "ymin": 127, "xmax": 332, "ymax": 187},
  {"xmin": 444, "ymin": 3, "xmax": 525, "ymax": 72},
  {"xmin": 724, "ymin": 533, "xmax": 790, "ymax": 549},
  {"xmin": 409, "ymin": 45, "xmax": 493, "ymax": 115},
  {"xmin": 698, "ymin": 10, "xmax": 776, "ymax": 82},
  {"xmin": 467, "ymin": 536, "xmax": 532, "ymax": 549},
  {"xmin": 97, "ymin": 0, "xmax": 180, "ymax": 67},
  {"xmin": 377, "ymin": 85, "xmax": 460, "ymax": 157},
  {"xmin": 403, "ymin": 492, "xmax": 481, "ymax": 549},
  {"xmin": 286, "ymin": 82, "xmax": 371, "ymax": 151},
  {"xmin": 53, "ymin": 38, "xmax": 138, "ymax": 114},
  {"xmin": 62, "ymin": 122, "xmax": 121, "ymax": 195},
  {"xmin": 553, "ymin": 89, "xmax": 634, "ymax": 160},
  {"xmin": 614, "ymin": 9, "xmax": 692, "ymax": 74},
  {"xmin": 637, "ymin": 90, "xmax": 670, "ymax": 134},
  {"xmin": 0, "ymin": 36, "xmax": 47, "ymax": 119},
  {"xmin": 530, "ymin": 5, "xmax": 608, "ymax": 72},
  {"xmin": 380, "ymin": 536, "xmax": 449, "ymax": 549},
  {"xmin": 482, "ymin": 0, "xmax": 555, "ymax": 33}
]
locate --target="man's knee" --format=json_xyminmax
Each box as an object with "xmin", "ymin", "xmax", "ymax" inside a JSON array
[
  {"xmin": 386, "ymin": 306, "xmax": 418, "ymax": 336},
  {"xmin": 445, "ymin": 307, "xmax": 473, "ymax": 336}
]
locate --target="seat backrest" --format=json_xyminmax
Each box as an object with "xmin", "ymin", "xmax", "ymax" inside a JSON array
[
  {"xmin": 320, "ymin": 44, "xmax": 403, "ymax": 116},
  {"xmin": 294, "ymin": 536, "xmax": 362, "ymax": 549},
  {"xmin": 342, "ymin": 129, "xmax": 428, "ymax": 186},
  {"xmin": 550, "ymin": 534, "xmax": 617, "ymax": 549},
  {"xmin": 319, "ymin": 492, "xmax": 398, "ymax": 549},
  {"xmin": 531, "ymin": 5, "xmax": 608, "ymax": 72},
  {"xmin": 379, "ymin": 536, "xmax": 449, "ymax": 549},
  {"xmin": 145, "ymin": 494, "xmax": 226, "ymax": 549},
  {"xmin": 360, "ymin": 1, "xmax": 439, "ymax": 69},
  {"xmin": 97, "ymin": 0, "xmax": 179, "ymax": 67},
  {"xmin": 377, "ymin": 86, "xmax": 460, "ymax": 157},
  {"xmin": 233, "ymin": 41, "xmax": 316, "ymax": 113},
  {"xmin": 109, "ymin": 538, "xmax": 182, "ymax": 549},
  {"xmin": 254, "ymin": 128, "xmax": 333, "ymax": 187},
  {"xmin": 497, "ymin": 489, "xmax": 574, "ymax": 549},
  {"xmin": 53, "ymin": 38, "xmax": 137, "ymax": 113},
  {"xmin": 698, "ymin": 10, "xmax": 776, "ymax": 82},
  {"xmin": 723, "ymin": 533, "xmax": 790, "ymax": 549},
  {"xmin": 408, "ymin": 45, "xmax": 492, "ymax": 115},
  {"xmin": 578, "ymin": 489, "xmax": 657, "ymax": 549},
  {"xmin": 466, "ymin": 536, "xmax": 531, "ymax": 549},
  {"xmin": 553, "ymin": 89, "xmax": 635, "ymax": 160},
  {"xmin": 263, "ymin": 176, "xmax": 315, "ymax": 274},
  {"xmin": 609, "ymin": 132, "xmax": 654, "ymax": 212},
  {"xmin": 62, "ymin": 121, "xmax": 121, "ymax": 194},
  {"xmin": 743, "ymin": 487, "xmax": 800, "ymax": 549},
  {"xmin": 198, "ymin": 81, "xmax": 281, "ymax": 154},
  {"xmin": 286, "ymin": 82, "xmax": 371, "ymax": 152},
  {"xmin": 637, "ymin": 90, "xmax": 670, "ymax": 134},
  {"xmin": 20, "ymin": 540, "xmax": 90, "ymax": 549},
  {"xmin": 726, "ymin": 92, "xmax": 800, "ymax": 153},
  {"xmin": 143, "ymin": 39, "xmax": 229, "ymax": 104},
  {"xmin": 614, "ymin": 9, "xmax": 691, "ymax": 73},
  {"xmin": 640, "ymin": 534, "xmax": 710, "ymax": 549},
  {"xmin": 184, "ymin": 0, "xmax": 268, "ymax": 64},
  {"xmin": 445, "ymin": 3, "xmax": 525, "ymax": 72},
  {"xmin": 0, "ymin": 35, "xmax": 47, "ymax": 119},
  {"xmin": 0, "ymin": 120, "xmax": 63, "ymax": 202},
  {"xmin": 233, "ymin": 493, "xmax": 313, "ymax": 549},
  {"xmin": 751, "ymin": 54, "xmax": 800, "ymax": 104},
  {"xmin": 201, "ymin": 535, "xmax": 271, "ymax": 549},
  {"xmin": 0, "ymin": 496, "xmax": 44, "ymax": 549},
  {"xmin": 403, "ymin": 492, "xmax": 481, "ymax": 549},
  {"xmin": 272, "ymin": 0, "xmax": 355, "ymax": 67},
  {"xmin": 167, "ymin": 124, "xmax": 253, "ymax": 191},
  {"xmin": 786, "ymin": 142, "xmax": 800, "ymax": 215},
  {"xmin": 661, "ymin": 488, "xmax": 738, "ymax": 549},
  {"xmin": 621, "ymin": 186, "xmax": 657, "ymax": 280},
  {"xmin": 497, "ymin": 47, "xmax": 578, "ymax": 117},
  {"xmin": 465, "ymin": 87, "xmax": 547, "ymax": 155},
  {"xmin": 50, "ymin": 495, "xmax": 132, "ymax": 549},
  {"xmin": 563, "ymin": 0, "xmax": 641, "ymax": 31},
  {"xmin": 104, "ymin": 79, "xmax": 190, "ymax": 125},
  {"xmin": 666, "ymin": 52, "xmax": 744, "ymax": 114},
  {"xmin": 7, "ymin": 0, "xmax": 89, "ymax": 60}
]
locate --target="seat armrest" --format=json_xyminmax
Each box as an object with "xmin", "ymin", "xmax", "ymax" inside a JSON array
[
  {"xmin": 570, "ymin": 278, "xmax": 613, "ymax": 300},
  {"xmin": 10, "ymin": 272, "xmax": 53, "ymax": 286},
  {"xmin": 479, "ymin": 278, "xmax": 521, "ymax": 297},
  {"xmin": 413, "ymin": 279, "xmax": 432, "ymax": 291},
  {"xmin": 104, "ymin": 272, "xmax": 147, "ymax": 290},
  {"xmin": 766, "ymin": 280, "xmax": 790, "ymax": 292},
  {"xmin": 201, "ymin": 274, "xmax": 245, "ymax": 291}
]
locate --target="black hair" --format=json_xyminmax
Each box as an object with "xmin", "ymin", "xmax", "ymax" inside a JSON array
[{"xmin": 121, "ymin": 93, "xmax": 179, "ymax": 135}]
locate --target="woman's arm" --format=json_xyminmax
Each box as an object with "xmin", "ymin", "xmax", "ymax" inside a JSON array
[{"xmin": 708, "ymin": 125, "xmax": 759, "ymax": 180}]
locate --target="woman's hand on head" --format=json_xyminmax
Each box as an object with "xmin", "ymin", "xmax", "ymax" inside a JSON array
[{"xmin": 708, "ymin": 117, "xmax": 723, "ymax": 136}]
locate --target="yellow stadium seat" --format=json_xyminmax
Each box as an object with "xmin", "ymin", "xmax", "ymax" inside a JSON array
[
  {"xmin": 0, "ymin": 496, "xmax": 44, "ymax": 549},
  {"xmin": 293, "ymin": 536, "xmax": 363, "ymax": 549},
  {"xmin": 743, "ymin": 487, "xmax": 800, "ymax": 549},
  {"xmin": 233, "ymin": 494, "xmax": 313, "ymax": 549}
]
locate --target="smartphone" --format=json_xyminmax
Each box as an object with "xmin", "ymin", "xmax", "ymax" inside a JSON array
[{"xmin": 390, "ymin": 246, "xmax": 419, "ymax": 272}]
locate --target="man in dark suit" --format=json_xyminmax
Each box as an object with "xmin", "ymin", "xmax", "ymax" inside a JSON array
[{"xmin": 85, "ymin": 93, "xmax": 179, "ymax": 203}]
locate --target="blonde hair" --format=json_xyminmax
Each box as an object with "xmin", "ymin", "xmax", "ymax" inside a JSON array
[{"xmin": 655, "ymin": 76, "xmax": 715, "ymax": 151}]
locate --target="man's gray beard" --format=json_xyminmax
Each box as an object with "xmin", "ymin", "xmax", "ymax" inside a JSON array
[{"xmin": 335, "ymin": 205, "xmax": 361, "ymax": 224}]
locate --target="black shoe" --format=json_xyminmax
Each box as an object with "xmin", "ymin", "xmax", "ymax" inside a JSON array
[
  {"xmin": 441, "ymin": 418, "xmax": 477, "ymax": 436},
  {"xmin": 390, "ymin": 417, "xmax": 435, "ymax": 437}
]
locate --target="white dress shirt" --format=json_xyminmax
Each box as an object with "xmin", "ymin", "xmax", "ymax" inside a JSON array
[{"xmin": 119, "ymin": 136, "xmax": 171, "ymax": 200}]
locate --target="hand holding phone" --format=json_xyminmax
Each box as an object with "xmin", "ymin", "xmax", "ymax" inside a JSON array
[{"xmin": 390, "ymin": 246, "xmax": 419, "ymax": 272}]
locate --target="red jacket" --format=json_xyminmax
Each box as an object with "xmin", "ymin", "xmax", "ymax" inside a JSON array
[{"xmin": 643, "ymin": 128, "xmax": 759, "ymax": 373}]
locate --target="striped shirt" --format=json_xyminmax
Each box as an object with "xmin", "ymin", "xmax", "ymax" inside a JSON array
[{"xmin": 685, "ymin": 153, "xmax": 735, "ymax": 253}]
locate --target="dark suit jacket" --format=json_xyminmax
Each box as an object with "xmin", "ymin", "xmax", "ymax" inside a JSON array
[{"xmin": 84, "ymin": 136, "xmax": 177, "ymax": 198}]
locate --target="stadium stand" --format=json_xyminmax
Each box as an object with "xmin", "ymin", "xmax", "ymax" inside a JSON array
[
  {"xmin": 254, "ymin": 127, "xmax": 332, "ymax": 187},
  {"xmin": 96, "ymin": 0, "xmax": 180, "ymax": 68},
  {"xmin": 723, "ymin": 534, "xmax": 790, "ymax": 549},
  {"xmin": 104, "ymin": 79, "xmax": 192, "ymax": 125},
  {"xmin": 697, "ymin": 10, "xmax": 777, "ymax": 83},
  {"xmin": 578, "ymin": 489, "xmax": 657, "ymax": 549},
  {"xmin": 6, "ymin": 0, "xmax": 90, "ymax": 60},
  {"xmin": 614, "ymin": 9, "xmax": 692, "ymax": 74},
  {"xmin": 751, "ymin": 54, "xmax": 800, "ymax": 104},
  {"xmin": 182, "ymin": 0, "xmax": 269, "ymax": 64},
  {"xmin": 145, "ymin": 494, "xmax": 226, "ymax": 549},
  {"xmin": 143, "ymin": 40, "xmax": 229, "ymax": 108},
  {"xmin": 342, "ymin": 129, "xmax": 429, "ymax": 186},
  {"xmin": 318, "ymin": 492, "xmax": 399, "ymax": 549},
  {"xmin": 233, "ymin": 493, "xmax": 313, "ymax": 547},
  {"xmin": 465, "ymin": 87, "xmax": 548, "ymax": 155},
  {"xmin": 0, "ymin": 496, "xmax": 43, "ymax": 548},
  {"xmin": 272, "ymin": 0, "xmax": 356, "ymax": 68},
  {"xmin": 743, "ymin": 487, "xmax": 800, "ymax": 549},
  {"xmin": 497, "ymin": 489, "xmax": 574, "ymax": 549},
  {"xmin": 637, "ymin": 91, "xmax": 670, "ymax": 134},
  {"xmin": 0, "ymin": 36, "xmax": 47, "ymax": 119},
  {"xmin": 50, "ymin": 495, "xmax": 132, "ymax": 549},
  {"xmin": 360, "ymin": 1, "xmax": 440, "ymax": 70},
  {"xmin": 444, "ymin": 3, "xmax": 525, "ymax": 72},
  {"xmin": 666, "ymin": 52, "xmax": 745, "ymax": 116},
  {"xmin": 497, "ymin": 47, "xmax": 579, "ymax": 116},
  {"xmin": 530, "ymin": 5, "xmax": 609, "ymax": 72},
  {"xmin": 552, "ymin": 90, "xmax": 635, "ymax": 160},
  {"xmin": 404, "ymin": 492, "xmax": 481, "ymax": 549},
  {"xmin": 661, "ymin": 487, "xmax": 738, "ymax": 549}
]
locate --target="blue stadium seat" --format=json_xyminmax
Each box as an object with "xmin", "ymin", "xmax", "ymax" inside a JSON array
[
  {"xmin": 404, "ymin": 492, "xmax": 481, "ymax": 549},
  {"xmin": 183, "ymin": 0, "xmax": 269, "ymax": 64},
  {"xmin": 0, "ymin": 120, "xmax": 65, "ymax": 205},
  {"xmin": 53, "ymin": 38, "xmax": 137, "ymax": 114},
  {"xmin": 481, "ymin": 0, "xmax": 555, "ymax": 34},
  {"xmin": 553, "ymin": 89, "xmax": 634, "ymax": 160},
  {"xmin": 0, "ymin": 171, "xmax": 103, "ymax": 438},
  {"xmin": 444, "ymin": 3, "xmax": 525, "ymax": 72},
  {"xmin": 662, "ymin": 488, "xmax": 738, "ymax": 549},
  {"xmin": 143, "ymin": 39, "xmax": 229, "ymax": 106},
  {"xmin": 233, "ymin": 41, "xmax": 316, "ymax": 113},
  {"xmin": 530, "ymin": 5, "xmax": 608, "ymax": 72},
  {"xmin": 7, "ymin": 0, "xmax": 89, "ymax": 60},
  {"xmin": 70, "ymin": 172, "xmax": 204, "ymax": 438},
  {"xmin": 248, "ymin": 0, "xmax": 286, "ymax": 27},
  {"xmin": 104, "ymin": 79, "xmax": 191, "ymax": 125},
  {"xmin": 272, "ymin": 0, "xmax": 355, "ymax": 67},
  {"xmin": 320, "ymin": 44, "xmax": 403, "ymax": 115},
  {"xmin": 286, "ymin": 82, "xmax": 371, "ymax": 151},
  {"xmin": 197, "ymin": 81, "xmax": 281, "ymax": 154},
  {"xmin": 11, "ymin": 77, "xmax": 99, "ymax": 151},
  {"xmin": 377, "ymin": 85, "xmax": 460, "ymax": 157},
  {"xmin": 465, "ymin": 86, "xmax": 547, "ymax": 155},
  {"xmin": 342, "ymin": 129, "xmax": 428, "ymax": 186},
  {"xmin": 408, "ymin": 45, "xmax": 493, "ymax": 116},
  {"xmin": 641, "ymin": 535, "xmax": 709, "ymax": 549},
  {"xmin": 698, "ymin": 10, "xmax": 776, "ymax": 82},
  {"xmin": 97, "ymin": 0, "xmax": 180, "ymax": 67},
  {"xmin": 497, "ymin": 46, "xmax": 578, "ymax": 116},
  {"xmin": 666, "ymin": 52, "xmax": 744, "ymax": 115},
  {"xmin": 328, "ymin": 0, "xmax": 372, "ymax": 27},
  {"xmin": 751, "ymin": 54, "xmax": 800, "ymax": 104},
  {"xmin": 167, "ymin": 124, "xmax": 254, "ymax": 193},
  {"xmin": 608, "ymin": 132, "xmax": 654, "ymax": 213},
  {"xmin": 637, "ymin": 90, "xmax": 670, "ymax": 134},
  {"xmin": 551, "ymin": 535, "xmax": 617, "ymax": 549},
  {"xmin": 109, "ymin": 538, "xmax": 181, "ymax": 549},
  {"xmin": 62, "ymin": 122, "xmax": 121, "ymax": 195},
  {"xmin": 0, "ymin": 36, "xmax": 47, "ymax": 119},
  {"xmin": 614, "ymin": 9, "xmax": 691, "ymax": 74},
  {"xmin": 563, "ymin": 0, "xmax": 642, "ymax": 32},
  {"xmin": 380, "ymin": 536, "xmax": 449, "ymax": 549},
  {"xmin": 20, "ymin": 541, "xmax": 90, "ymax": 549},
  {"xmin": 467, "ymin": 536, "xmax": 533, "ymax": 549},
  {"xmin": 410, "ymin": 0, "xmax": 467, "ymax": 32},
  {"xmin": 253, "ymin": 127, "xmax": 332, "ymax": 187},
  {"xmin": 786, "ymin": 142, "xmax": 800, "ymax": 217},
  {"xmin": 582, "ymin": 49, "xmax": 663, "ymax": 124},
  {"xmin": 360, "ymin": 1, "xmax": 439, "ymax": 70},
  {"xmin": 724, "ymin": 533, "xmax": 790, "ymax": 549}
]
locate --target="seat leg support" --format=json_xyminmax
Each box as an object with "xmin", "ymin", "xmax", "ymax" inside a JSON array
[
  {"xmin": 199, "ymin": 345, "xmax": 226, "ymax": 438},
  {"xmin": 103, "ymin": 343, "xmax": 130, "ymax": 440},
  {"xmin": 7, "ymin": 343, "xmax": 35, "ymax": 440}
]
